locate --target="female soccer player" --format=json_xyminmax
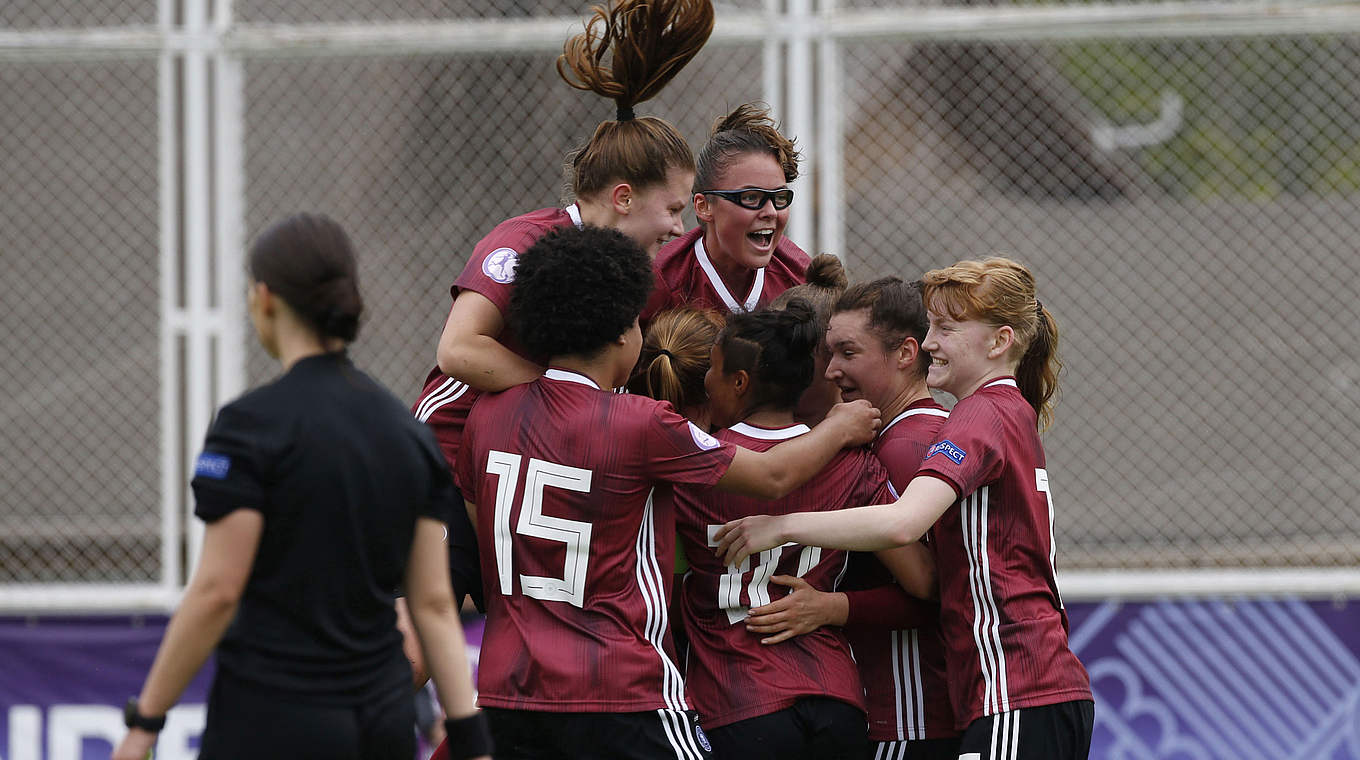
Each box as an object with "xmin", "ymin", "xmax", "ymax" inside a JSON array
[
  {"xmin": 412, "ymin": 0, "xmax": 715, "ymax": 608},
  {"xmin": 716, "ymin": 257, "xmax": 1095, "ymax": 760},
  {"xmin": 746, "ymin": 277, "xmax": 959, "ymax": 759},
  {"xmin": 672, "ymin": 301, "xmax": 934, "ymax": 760},
  {"xmin": 112, "ymin": 215, "xmax": 488, "ymax": 760},
  {"xmin": 455, "ymin": 225, "xmax": 879, "ymax": 760},
  {"xmin": 769, "ymin": 253, "xmax": 849, "ymax": 425},
  {"xmin": 642, "ymin": 103, "xmax": 809, "ymax": 323}
]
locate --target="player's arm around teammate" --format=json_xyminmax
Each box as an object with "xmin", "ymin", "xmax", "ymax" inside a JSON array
[{"xmin": 717, "ymin": 257, "xmax": 1095, "ymax": 760}]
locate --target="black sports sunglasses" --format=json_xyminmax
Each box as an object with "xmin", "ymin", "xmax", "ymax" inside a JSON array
[{"xmin": 700, "ymin": 187, "xmax": 794, "ymax": 211}]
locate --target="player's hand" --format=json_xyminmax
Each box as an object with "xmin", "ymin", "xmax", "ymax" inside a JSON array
[
  {"xmin": 745, "ymin": 576, "xmax": 847, "ymax": 645},
  {"xmin": 111, "ymin": 727, "xmax": 157, "ymax": 760},
  {"xmin": 821, "ymin": 399, "xmax": 880, "ymax": 447},
  {"xmin": 713, "ymin": 515, "xmax": 784, "ymax": 567}
]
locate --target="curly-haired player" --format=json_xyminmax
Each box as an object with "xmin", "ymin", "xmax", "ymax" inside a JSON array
[{"xmin": 453, "ymin": 225, "xmax": 880, "ymax": 760}]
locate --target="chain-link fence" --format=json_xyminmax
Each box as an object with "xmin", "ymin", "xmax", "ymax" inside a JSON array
[{"xmin": 2, "ymin": 0, "xmax": 1358, "ymax": 606}]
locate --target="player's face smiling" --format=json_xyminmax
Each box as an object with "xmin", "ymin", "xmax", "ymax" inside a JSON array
[
  {"xmin": 825, "ymin": 309, "xmax": 899, "ymax": 408},
  {"xmin": 698, "ymin": 152, "xmax": 789, "ymax": 274},
  {"xmin": 703, "ymin": 344, "xmax": 745, "ymax": 430},
  {"xmin": 617, "ymin": 167, "xmax": 692, "ymax": 257},
  {"xmin": 922, "ymin": 308, "xmax": 1000, "ymax": 399}
]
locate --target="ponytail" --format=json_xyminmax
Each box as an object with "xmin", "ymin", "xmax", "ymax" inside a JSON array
[
  {"xmin": 557, "ymin": 0, "xmax": 714, "ymax": 198},
  {"xmin": 1016, "ymin": 302, "xmax": 1061, "ymax": 431},
  {"xmin": 628, "ymin": 308, "xmax": 725, "ymax": 415}
]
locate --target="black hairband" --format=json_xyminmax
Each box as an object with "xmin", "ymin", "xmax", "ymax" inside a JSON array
[
  {"xmin": 616, "ymin": 103, "xmax": 635, "ymax": 121},
  {"xmin": 655, "ymin": 348, "xmax": 676, "ymax": 362}
]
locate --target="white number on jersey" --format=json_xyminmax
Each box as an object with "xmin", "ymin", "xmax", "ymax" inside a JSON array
[
  {"xmin": 1035, "ymin": 467, "xmax": 1062, "ymax": 609},
  {"xmin": 706, "ymin": 526, "xmax": 822, "ymax": 624},
  {"xmin": 486, "ymin": 451, "xmax": 594, "ymax": 608}
]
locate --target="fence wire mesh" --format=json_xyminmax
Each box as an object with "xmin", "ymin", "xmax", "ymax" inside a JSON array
[
  {"xmin": 2, "ymin": 2, "xmax": 1358, "ymax": 594},
  {"xmin": 0, "ymin": 59, "xmax": 161, "ymax": 583}
]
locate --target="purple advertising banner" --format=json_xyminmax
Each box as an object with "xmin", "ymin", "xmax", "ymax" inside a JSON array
[{"xmin": 1, "ymin": 601, "xmax": 1357, "ymax": 759}]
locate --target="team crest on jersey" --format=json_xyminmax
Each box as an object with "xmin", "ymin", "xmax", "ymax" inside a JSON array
[
  {"xmin": 688, "ymin": 421, "xmax": 721, "ymax": 451},
  {"xmin": 482, "ymin": 247, "xmax": 519, "ymax": 283},
  {"xmin": 194, "ymin": 452, "xmax": 231, "ymax": 479},
  {"xmin": 694, "ymin": 724, "xmax": 712, "ymax": 752},
  {"xmin": 926, "ymin": 439, "xmax": 966, "ymax": 465}
]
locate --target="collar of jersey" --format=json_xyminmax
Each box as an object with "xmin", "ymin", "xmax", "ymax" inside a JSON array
[
  {"xmin": 728, "ymin": 421, "xmax": 809, "ymax": 440},
  {"xmin": 982, "ymin": 377, "xmax": 1018, "ymax": 389},
  {"xmin": 564, "ymin": 203, "xmax": 584, "ymax": 229},
  {"xmin": 694, "ymin": 235, "xmax": 765, "ymax": 313},
  {"xmin": 543, "ymin": 367, "xmax": 599, "ymax": 389},
  {"xmin": 879, "ymin": 404, "xmax": 950, "ymax": 438}
]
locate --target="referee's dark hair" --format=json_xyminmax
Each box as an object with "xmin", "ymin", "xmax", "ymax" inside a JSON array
[
  {"xmin": 510, "ymin": 225, "xmax": 653, "ymax": 360},
  {"xmin": 248, "ymin": 213, "xmax": 364, "ymax": 342}
]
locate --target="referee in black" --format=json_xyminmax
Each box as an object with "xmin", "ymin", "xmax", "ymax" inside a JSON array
[{"xmin": 113, "ymin": 214, "xmax": 492, "ymax": 760}]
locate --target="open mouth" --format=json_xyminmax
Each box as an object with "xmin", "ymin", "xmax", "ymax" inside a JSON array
[{"xmin": 747, "ymin": 230, "xmax": 774, "ymax": 248}]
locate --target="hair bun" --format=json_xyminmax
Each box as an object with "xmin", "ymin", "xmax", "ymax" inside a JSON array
[{"xmin": 804, "ymin": 253, "xmax": 847, "ymax": 289}]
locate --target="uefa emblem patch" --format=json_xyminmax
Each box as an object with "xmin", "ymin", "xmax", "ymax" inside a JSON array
[
  {"xmin": 194, "ymin": 452, "xmax": 231, "ymax": 479},
  {"xmin": 688, "ymin": 421, "xmax": 721, "ymax": 451},
  {"xmin": 482, "ymin": 247, "xmax": 519, "ymax": 284},
  {"xmin": 926, "ymin": 439, "xmax": 966, "ymax": 465}
]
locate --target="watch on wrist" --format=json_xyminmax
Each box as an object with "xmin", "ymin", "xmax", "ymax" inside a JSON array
[{"xmin": 123, "ymin": 698, "xmax": 167, "ymax": 732}]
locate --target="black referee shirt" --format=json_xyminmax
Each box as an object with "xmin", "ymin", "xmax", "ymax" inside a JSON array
[{"xmin": 191, "ymin": 351, "xmax": 459, "ymax": 703}]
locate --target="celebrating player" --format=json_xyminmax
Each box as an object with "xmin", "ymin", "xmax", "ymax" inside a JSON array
[
  {"xmin": 746, "ymin": 276, "xmax": 959, "ymax": 758},
  {"xmin": 716, "ymin": 257, "xmax": 1095, "ymax": 760},
  {"xmin": 643, "ymin": 103, "xmax": 809, "ymax": 323},
  {"xmin": 768, "ymin": 252, "xmax": 849, "ymax": 425},
  {"xmin": 673, "ymin": 301, "xmax": 934, "ymax": 760},
  {"xmin": 112, "ymin": 215, "xmax": 487, "ymax": 760},
  {"xmin": 456, "ymin": 225, "xmax": 879, "ymax": 760},
  {"xmin": 412, "ymin": 0, "xmax": 715, "ymax": 609}
]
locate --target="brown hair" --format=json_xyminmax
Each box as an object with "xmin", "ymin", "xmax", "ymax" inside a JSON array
[
  {"xmin": 920, "ymin": 257, "xmax": 1061, "ymax": 430},
  {"xmin": 557, "ymin": 0, "xmax": 714, "ymax": 199},
  {"xmin": 628, "ymin": 308, "xmax": 725, "ymax": 414},
  {"xmin": 770, "ymin": 253, "xmax": 847, "ymax": 354},
  {"xmin": 694, "ymin": 102, "xmax": 801, "ymax": 191},
  {"xmin": 248, "ymin": 213, "xmax": 363, "ymax": 342},
  {"xmin": 834, "ymin": 276, "xmax": 930, "ymax": 380}
]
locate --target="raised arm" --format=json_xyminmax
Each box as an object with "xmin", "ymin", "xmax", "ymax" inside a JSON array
[
  {"xmin": 437, "ymin": 290, "xmax": 543, "ymax": 392},
  {"xmin": 713, "ymin": 400, "xmax": 880, "ymax": 499},
  {"xmin": 715, "ymin": 474, "xmax": 957, "ymax": 565}
]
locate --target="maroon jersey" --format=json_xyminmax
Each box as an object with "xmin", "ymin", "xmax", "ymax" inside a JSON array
[
  {"xmin": 456, "ymin": 368, "xmax": 736, "ymax": 713},
  {"xmin": 672, "ymin": 422, "xmax": 891, "ymax": 729},
  {"xmin": 842, "ymin": 399, "xmax": 957, "ymax": 741},
  {"xmin": 413, "ymin": 205, "xmax": 583, "ymax": 472},
  {"xmin": 640, "ymin": 227, "xmax": 810, "ymax": 324},
  {"xmin": 915, "ymin": 378, "xmax": 1092, "ymax": 727}
]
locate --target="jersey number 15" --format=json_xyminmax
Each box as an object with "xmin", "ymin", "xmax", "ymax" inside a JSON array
[{"xmin": 486, "ymin": 451, "xmax": 593, "ymax": 608}]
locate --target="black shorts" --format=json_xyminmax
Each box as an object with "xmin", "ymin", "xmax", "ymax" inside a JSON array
[
  {"xmin": 198, "ymin": 670, "xmax": 414, "ymax": 760},
  {"xmin": 956, "ymin": 700, "xmax": 1094, "ymax": 760},
  {"xmin": 704, "ymin": 697, "xmax": 867, "ymax": 760},
  {"xmin": 484, "ymin": 707, "xmax": 712, "ymax": 760},
  {"xmin": 868, "ymin": 736, "xmax": 961, "ymax": 760}
]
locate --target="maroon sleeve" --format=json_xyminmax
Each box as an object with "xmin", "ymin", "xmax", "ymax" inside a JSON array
[
  {"xmin": 641, "ymin": 400, "xmax": 736, "ymax": 487},
  {"xmin": 914, "ymin": 397, "xmax": 1003, "ymax": 498},
  {"xmin": 451, "ymin": 220, "xmax": 547, "ymax": 314},
  {"xmin": 844, "ymin": 583, "xmax": 931, "ymax": 629}
]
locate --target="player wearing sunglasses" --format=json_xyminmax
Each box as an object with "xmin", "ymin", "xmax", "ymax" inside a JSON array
[{"xmin": 642, "ymin": 103, "xmax": 810, "ymax": 326}]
